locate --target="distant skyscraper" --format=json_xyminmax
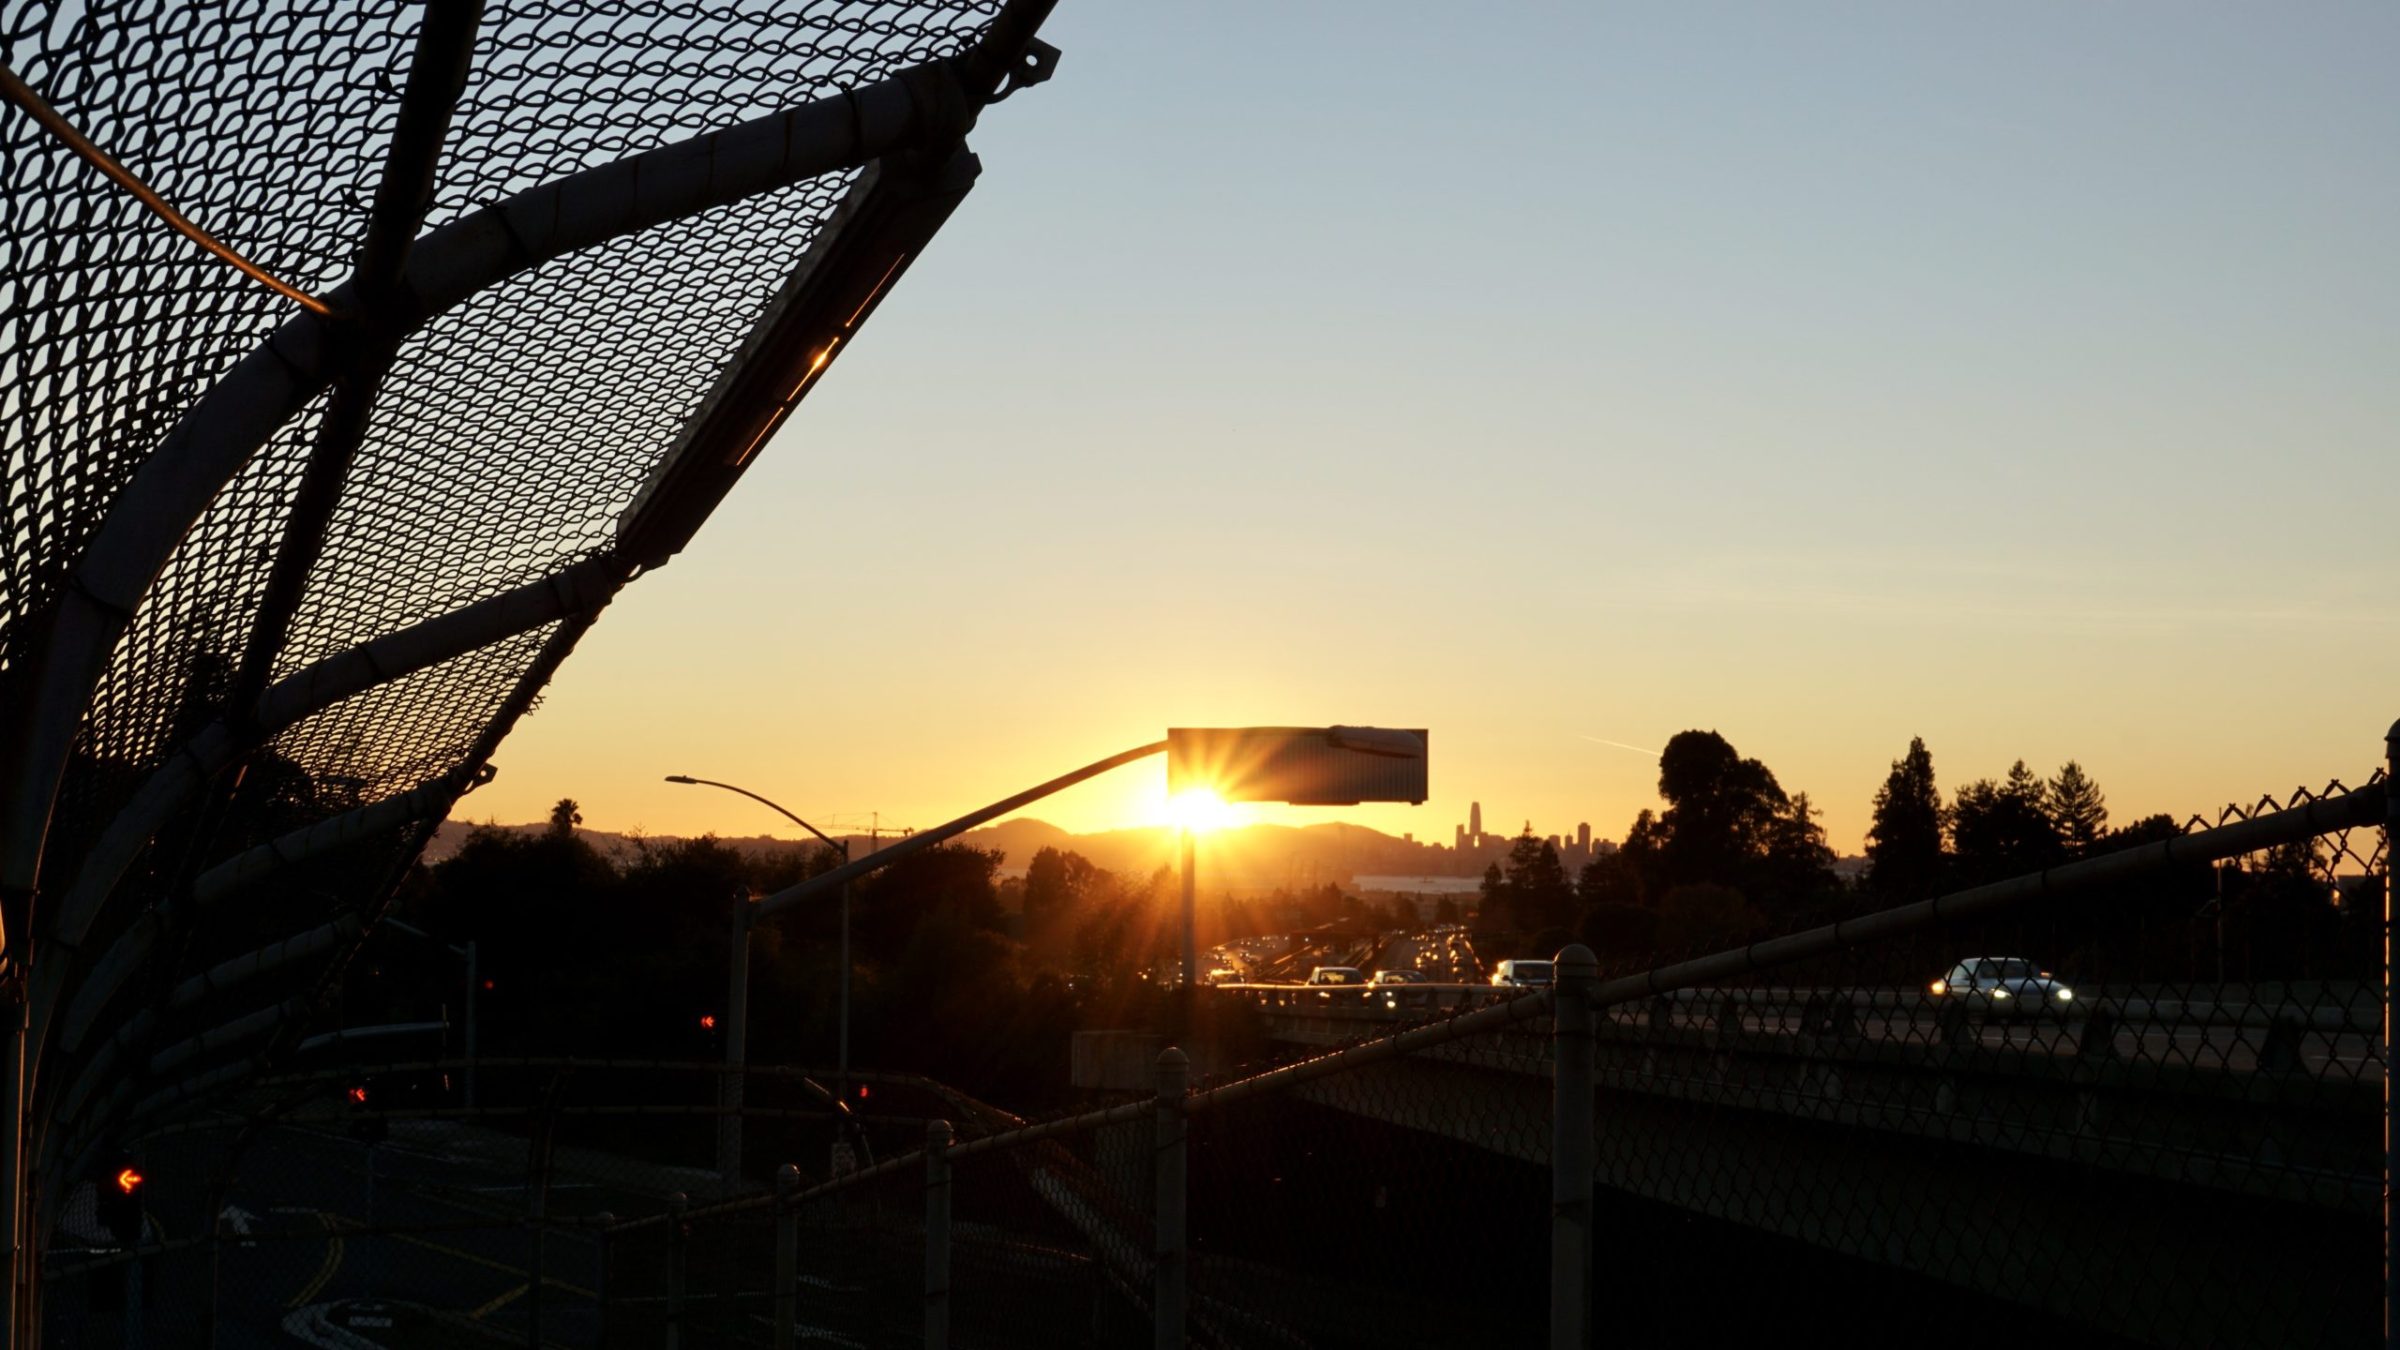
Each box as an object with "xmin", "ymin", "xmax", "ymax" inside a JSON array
[
  {"xmin": 1454, "ymin": 824, "xmax": 1467, "ymax": 851},
  {"xmin": 1469, "ymin": 801, "xmax": 1482, "ymax": 841},
  {"xmin": 1577, "ymin": 822, "xmax": 1591, "ymax": 851}
]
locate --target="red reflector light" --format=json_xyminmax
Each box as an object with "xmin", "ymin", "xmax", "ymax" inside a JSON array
[
  {"xmin": 349, "ymin": 1086, "xmax": 368, "ymax": 1104},
  {"xmin": 699, "ymin": 1015, "xmax": 716, "ymax": 1030}
]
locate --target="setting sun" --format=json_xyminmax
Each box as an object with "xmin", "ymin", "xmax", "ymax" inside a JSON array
[{"xmin": 1163, "ymin": 787, "xmax": 1239, "ymax": 834}]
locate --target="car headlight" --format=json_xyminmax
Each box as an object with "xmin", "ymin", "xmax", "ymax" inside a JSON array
[
  {"xmin": 2054, "ymin": 988, "xmax": 2073, "ymax": 1002},
  {"xmin": 1990, "ymin": 988, "xmax": 2011, "ymax": 1000},
  {"xmin": 1929, "ymin": 979, "xmax": 1947, "ymax": 996}
]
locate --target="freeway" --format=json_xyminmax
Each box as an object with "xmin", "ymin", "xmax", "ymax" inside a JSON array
[
  {"xmin": 49, "ymin": 1116, "xmax": 674, "ymax": 1348},
  {"xmin": 1218, "ymin": 925, "xmax": 2382, "ymax": 1081}
]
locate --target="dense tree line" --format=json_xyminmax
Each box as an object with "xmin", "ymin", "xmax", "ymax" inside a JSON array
[
  {"xmin": 373, "ymin": 724, "xmax": 2373, "ymax": 1112},
  {"xmin": 1510, "ymin": 732, "xmax": 2373, "ymax": 985},
  {"xmin": 374, "ymin": 805, "xmax": 1207, "ymax": 1108}
]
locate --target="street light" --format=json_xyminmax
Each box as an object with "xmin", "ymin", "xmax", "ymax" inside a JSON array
[
  {"xmin": 664, "ymin": 774, "xmax": 854, "ymax": 1189},
  {"xmin": 751, "ymin": 726, "xmax": 1430, "ymax": 995}
]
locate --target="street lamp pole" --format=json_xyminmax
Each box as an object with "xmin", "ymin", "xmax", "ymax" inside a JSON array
[
  {"xmin": 1180, "ymin": 828, "xmax": 1197, "ymax": 994},
  {"xmin": 381, "ymin": 918, "xmax": 478, "ymax": 1107},
  {"xmin": 665, "ymin": 775, "xmax": 854, "ymax": 1187}
]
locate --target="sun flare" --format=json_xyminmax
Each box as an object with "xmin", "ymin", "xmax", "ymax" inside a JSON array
[{"xmin": 1164, "ymin": 787, "xmax": 1238, "ymax": 834}]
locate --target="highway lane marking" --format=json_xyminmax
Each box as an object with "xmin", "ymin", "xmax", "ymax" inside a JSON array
[
  {"xmin": 313, "ymin": 1158, "xmax": 603, "ymax": 1245},
  {"xmin": 287, "ymin": 1213, "xmax": 344, "ymax": 1307},
  {"xmin": 472, "ymin": 1282, "xmax": 530, "ymax": 1318},
  {"xmin": 327, "ymin": 1215, "xmax": 595, "ymax": 1299}
]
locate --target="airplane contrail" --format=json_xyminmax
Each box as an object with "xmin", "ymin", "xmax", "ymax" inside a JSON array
[{"xmin": 1580, "ymin": 736, "xmax": 1662, "ymax": 758}]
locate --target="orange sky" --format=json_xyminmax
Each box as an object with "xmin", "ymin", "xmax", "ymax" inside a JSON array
[{"xmin": 453, "ymin": 3, "xmax": 2395, "ymax": 860}]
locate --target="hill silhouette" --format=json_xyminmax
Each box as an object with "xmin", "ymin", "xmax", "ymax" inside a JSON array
[{"xmin": 426, "ymin": 814, "xmax": 1474, "ymax": 888}]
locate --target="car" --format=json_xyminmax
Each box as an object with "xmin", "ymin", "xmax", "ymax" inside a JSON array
[
  {"xmin": 1371, "ymin": 970, "xmax": 1428, "ymax": 985},
  {"xmin": 1492, "ymin": 959, "xmax": 1554, "ymax": 989},
  {"xmin": 1930, "ymin": 956, "xmax": 2076, "ymax": 1019},
  {"xmin": 1304, "ymin": 965, "xmax": 1367, "ymax": 1003}
]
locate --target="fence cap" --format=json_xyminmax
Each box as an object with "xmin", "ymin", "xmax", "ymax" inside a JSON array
[{"xmin": 1157, "ymin": 1045, "xmax": 1190, "ymax": 1069}]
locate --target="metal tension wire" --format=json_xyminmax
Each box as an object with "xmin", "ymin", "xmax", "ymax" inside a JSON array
[{"xmin": 0, "ymin": 62, "xmax": 335, "ymax": 317}]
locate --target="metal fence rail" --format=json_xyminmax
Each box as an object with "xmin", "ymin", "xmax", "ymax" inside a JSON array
[
  {"xmin": 1, "ymin": 5, "xmax": 1065, "ymax": 1339},
  {"xmin": 35, "ymin": 747, "xmax": 2391, "ymax": 1347}
]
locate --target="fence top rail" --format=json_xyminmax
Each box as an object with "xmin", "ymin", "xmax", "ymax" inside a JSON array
[
  {"xmin": 237, "ymin": 1055, "xmax": 938, "ymax": 1091},
  {"xmin": 1215, "ymin": 982, "xmax": 1511, "ymax": 993},
  {"xmin": 1186, "ymin": 986, "xmax": 1559, "ymax": 1114},
  {"xmin": 604, "ymin": 988, "xmax": 1565, "ymax": 1233},
  {"xmin": 1586, "ymin": 781, "xmax": 2384, "ymax": 1012}
]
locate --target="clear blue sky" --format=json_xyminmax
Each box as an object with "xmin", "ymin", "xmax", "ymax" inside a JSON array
[{"xmin": 472, "ymin": 2, "xmax": 2398, "ymax": 853}]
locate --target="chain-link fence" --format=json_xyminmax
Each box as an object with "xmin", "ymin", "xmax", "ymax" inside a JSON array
[
  {"xmin": 2, "ymin": 9, "xmax": 1062, "ymax": 1339},
  {"xmin": 36, "ymin": 761, "xmax": 2389, "ymax": 1348}
]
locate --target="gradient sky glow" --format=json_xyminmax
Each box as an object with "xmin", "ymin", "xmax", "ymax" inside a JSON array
[{"xmin": 455, "ymin": 2, "xmax": 2397, "ymax": 855}]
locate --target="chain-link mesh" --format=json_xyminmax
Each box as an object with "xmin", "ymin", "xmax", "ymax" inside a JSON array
[
  {"xmin": 606, "ymin": 772, "xmax": 2386, "ymax": 1349},
  {"xmin": 5, "ymin": 1, "xmax": 1027, "ymax": 1266},
  {"xmin": 49, "ymin": 747, "xmax": 2390, "ymax": 1350}
]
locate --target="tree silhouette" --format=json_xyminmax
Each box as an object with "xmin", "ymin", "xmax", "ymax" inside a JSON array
[
  {"xmin": 1622, "ymin": 730, "xmax": 1831, "ymax": 915},
  {"xmin": 1950, "ymin": 760, "xmax": 2064, "ymax": 883},
  {"xmin": 1760, "ymin": 791, "xmax": 1839, "ymax": 909},
  {"xmin": 1477, "ymin": 861, "xmax": 1507, "ymax": 920},
  {"xmin": 1865, "ymin": 736, "xmax": 1945, "ymax": 900},
  {"xmin": 1501, "ymin": 827, "xmax": 1575, "ymax": 931},
  {"xmin": 2047, "ymin": 761, "xmax": 2108, "ymax": 856},
  {"xmin": 547, "ymin": 798, "xmax": 583, "ymax": 838},
  {"xmin": 1655, "ymin": 884, "xmax": 1761, "ymax": 953},
  {"xmin": 1576, "ymin": 848, "xmax": 1643, "ymax": 908}
]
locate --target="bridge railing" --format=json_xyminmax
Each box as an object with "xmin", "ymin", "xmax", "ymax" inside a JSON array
[
  {"xmin": 52, "ymin": 756, "xmax": 2388, "ymax": 1347},
  {"xmin": 1197, "ymin": 764, "xmax": 2387, "ymax": 1347}
]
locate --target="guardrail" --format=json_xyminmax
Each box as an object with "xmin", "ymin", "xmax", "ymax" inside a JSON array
[{"xmin": 1225, "ymin": 979, "xmax": 2384, "ymax": 1037}]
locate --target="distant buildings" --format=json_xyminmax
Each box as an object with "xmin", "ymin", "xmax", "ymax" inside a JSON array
[{"xmin": 1440, "ymin": 800, "xmax": 1615, "ymax": 877}]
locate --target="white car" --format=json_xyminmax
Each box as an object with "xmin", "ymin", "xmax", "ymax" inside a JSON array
[
  {"xmin": 1491, "ymin": 959, "xmax": 1554, "ymax": 989},
  {"xmin": 1930, "ymin": 956, "xmax": 2076, "ymax": 1019}
]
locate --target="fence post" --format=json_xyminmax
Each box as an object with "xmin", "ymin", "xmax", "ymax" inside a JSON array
[
  {"xmin": 718, "ymin": 891, "xmax": 752, "ymax": 1192},
  {"xmin": 925, "ymin": 1119, "xmax": 953, "ymax": 1350},
  {"xmin": 2384, "ymin": 717, "xmax": 2397, "ymax": 1349},
  {"xmin": 1153, "ymin": 1046, "xmax": 1189, "ymax": 1350},
  {"xmin": 592, "ymin": 1213, "xmax": 614, "ymax": 1347},
  {"xmin": 1551, "ymin": 944, "xmax": 1597, "ymax": 1350},
  {"xmin": 664, "ymin": 1192, "xmax": 686, "ymax": 1350},
  {"xmin": 773, "ymin": 1164, "xmax": 799, "ymax": 1350}
]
